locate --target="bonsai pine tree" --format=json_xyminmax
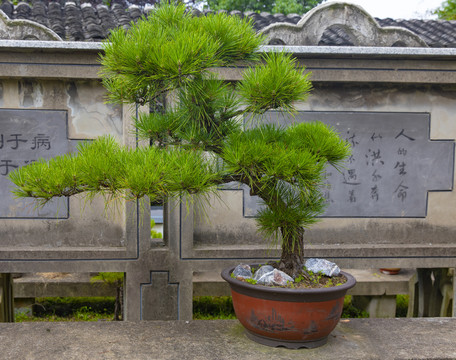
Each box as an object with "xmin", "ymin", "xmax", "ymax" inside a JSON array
[{"xmin": 9, "ymin": 3, "xmax": 350, "ymax": 278}]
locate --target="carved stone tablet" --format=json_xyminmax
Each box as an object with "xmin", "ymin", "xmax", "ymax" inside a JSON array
[
  {"xmin": 0, "ymin": 109, "xmax": 69, "ymax": 218},
  {"xmin": 242, "ymin": 111, "xmax": 454, "ymax": 218}
]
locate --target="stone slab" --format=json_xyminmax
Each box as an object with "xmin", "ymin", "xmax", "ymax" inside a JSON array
[
  {"xmin": 345, "ymin": 268, "xmax": 415, "ymax": 296},
  {"xmin": 0, "ymin": 39, "xmax": 103, "ymax": 51},
  {"xmin": 0, "ymin": 109, "xmax": 70, "ymax": 218},
  {"xmin": 242, "ymin": 111, "xmax": 454, "ymax": 218},
  {"xmin": 194, "ymin": 268, "xmax": 415, "ymax": 297},
  {"xmin": 13, "ymin": 273, "xmax": 116, "ymax": 298},
  {"xmin": 0, "ymin": 319, "xmax": 455, "ymax": 359},
  {"xmin": 3, "ymin": 40, "xmax": 456, "ymax": 57}
]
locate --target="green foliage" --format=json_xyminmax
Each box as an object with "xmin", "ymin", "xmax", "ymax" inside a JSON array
[
  {"xmin": 396, "ymin": 294, "xmax": 409, "ymax": 317},
  {"xmin": 324, "ymin": 277, "xmax": 343, "ymax": 288},
  {"xmin": 135, "ymin": 111, "xmax": 181, "ymax": 146},
  {"xmin": 222, "ymin": 121, "xmax": 349, "ymax": 248},
  {"xmin": 238, "ymin": 52, "xmax": 312, "ymax": 115},
  {"xmin": 171, "ymin": 75, "xmax": 243, "ymax": 150},
  {"xmin": 10, "ymin": 136, "xmax": 222, "ymax": 205},
  {"xmin": 273, "ymin": 0, "xmax": 304, "ymax": 14},
  {"xmin": 17, "ymin": 310, "xmax": 114, "ymax": 322},
  {"xmin": 206, "ymin": 0, "xmax": 275, "ymax": 13},
  {"xmin": 151, "ymin": 219, "xmax": 163, "ymax": 238},
  {"xmin": 244, "ymin": 278, "xmax": 258, "ymax": 285},
  {"xmin": 341, "ymin": 301, "xmax": 369, "ymax": 318},
  {"xmin": 90, "ymin": 272, "xmax": 124, "ymax": 286},
  {"xmin": 230, "ymin": 271, "xmax": 257, "ymax": 284},
  {"xmin": 434, "ymin": 0, "xmax": 456, "ymax": 19},
  {"xmin": 9, "ymin": 3, "xmax": 350, "ymax": 277},
  {"xmin": 298, "ymin": 0, "xmax": 324, "ymax": 13},
  {"xmin": 31, "ymin": 297, "xmax": 116, "ymax": 319},
  {"xmin": 74, "ymin": 306, "xmax": 97, "ymax": 321},
  {"xmin": 14, "ymin": 311, "xmax": 31, "ymax": 322},
  {"xmin": 205, "ymin": 0, "xmax": 324, "ymax": 15},
  {"xmin": 100, "ymin": 3, "xmax": 262, "ymax": 105},
  {"xmin": 193, "ymin": 296, "xmax": 236, "ymax": 319}
]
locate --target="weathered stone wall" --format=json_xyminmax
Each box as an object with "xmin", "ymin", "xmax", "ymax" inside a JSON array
[
  {"xmin": 0, "ymin": 45, "xmax": 135, "ymax": 259},
  {"xmin": 0, "ymin": 42, "xmax": 152, "ymax": 322},
  {"xmin": 1, "ymin": 41, "xmax": 456, "ymax": 321}
]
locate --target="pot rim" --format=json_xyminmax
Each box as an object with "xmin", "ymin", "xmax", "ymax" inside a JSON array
[{"xmin": 221, "ymin": 264, "xmax": 356, "ymax": 302}]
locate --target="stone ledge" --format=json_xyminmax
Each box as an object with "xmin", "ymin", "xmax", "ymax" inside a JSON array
[
  {"xmin": 13, "ymin": 269, "xmax": 415, "ymax": 299},
  {"xmin": 14, "ymin": 273, "xmax": 116, "ymax": 298},
  {"xmin": 2, "ymin": 40, "xmax": 456, "ymax": 59},
  {"xmin": 0, "ymin": 319, "xmax": 455, "ymax": 359},
  {"xmin": 193, "ymin": 268, "xmax": 416, "ymax": 297}
]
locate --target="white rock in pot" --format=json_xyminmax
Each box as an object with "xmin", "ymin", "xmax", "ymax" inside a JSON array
[
  {"xmin": 253, "ymin": 265, "xmax": 274, "ymax": 281},
  {"xmin": 232, "ymin": 264, "xmax": 253, "ymax": 279},
  {"xmin": 305, "ymin": 258, "xmax": 340, "ymax": 277},
  {"xmin": 257, "ymin": 268, "xmax": 294, "ymax": 286}
]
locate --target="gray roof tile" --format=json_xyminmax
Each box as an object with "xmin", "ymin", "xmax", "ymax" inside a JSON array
[
  {"xmin": 1, "ymin": 0, "xmax": 456, "ymax": 47},
  {"xmin": 64, "ymin": 2, "xmax": 84, "ymax": 41},
  {"xmin": 0, "ymin": 0, "xmax": 13, "ymax": 17},
  {"xmin": 48, "ymin": 1, "xmax": 65, "ymax": 38}
]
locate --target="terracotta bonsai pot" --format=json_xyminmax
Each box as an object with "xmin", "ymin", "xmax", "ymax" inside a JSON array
[{"xmin": 221, "ymin": 266, "xmax": 356, "ymax": 349}]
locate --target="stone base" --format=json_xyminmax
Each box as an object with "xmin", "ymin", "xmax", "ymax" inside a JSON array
[{"xmin": 0, "ymin": 319, "xmax": 455, "ymax": 359}]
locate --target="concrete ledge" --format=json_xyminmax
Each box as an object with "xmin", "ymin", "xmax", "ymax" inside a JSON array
[
  {"xmin": 193, "ymin": 268, "xmax": 416, "ymax": 297},
  {"xmin": 1, "ymin": 40, "xmax": 456, "ymax": 59},
  {"xmin": 14, "ymin": 273, "xmax": 116, "ymax": 298},
  {"xmin": 0, "ymin": 319, "xmax": 455, "ymax": 359},
  {"xmin": 346, "ymin": 268, "xmax": 415, "ymax": 296}
]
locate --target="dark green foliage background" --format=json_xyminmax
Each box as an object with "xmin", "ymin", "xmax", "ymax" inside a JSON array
[{"xmin": 205, "ymin": 0, "xmax": 324, "ymax": 15}]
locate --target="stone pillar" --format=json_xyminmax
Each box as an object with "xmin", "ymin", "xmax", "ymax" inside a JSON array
[{"xmin": 141, "ymin": 272, "xmax": 179, "ymax": 320}]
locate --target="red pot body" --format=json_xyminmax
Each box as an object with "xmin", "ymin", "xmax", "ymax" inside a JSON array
[{"xmin": 221, "ymin": 266, "xmax": 356, "ymax": 348}]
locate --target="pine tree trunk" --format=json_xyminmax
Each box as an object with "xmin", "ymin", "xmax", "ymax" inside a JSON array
[{"xmin": 278, "ymin": 227, "xmax": 304, "ymax": 278}]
